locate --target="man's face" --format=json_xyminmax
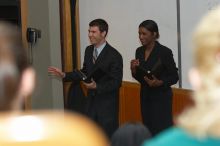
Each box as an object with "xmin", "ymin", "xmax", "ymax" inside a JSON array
[{"xmin": 88, "ymin": 26, "xmax": 106, "ymax": 46}]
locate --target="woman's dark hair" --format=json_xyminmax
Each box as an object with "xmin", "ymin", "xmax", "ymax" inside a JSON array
[
  {"xmin": 89, "ymin": 19, "xmax": 108, "ymax": 36},
  {"xmin": 0, "ymin": 21, "xmax": 29, "ymax": 110},
  {"xmin": 139, "ymin": 20, "xmax": 160, "ymax": 39},
  {"xmin": 111, "ymin": 122, "xmax": 151, "ymax": 146}
]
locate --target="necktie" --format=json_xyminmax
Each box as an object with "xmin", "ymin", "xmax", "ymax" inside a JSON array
[{"xmin": 93, "ymin": 48, "xmax": 98, "ymax": 62}]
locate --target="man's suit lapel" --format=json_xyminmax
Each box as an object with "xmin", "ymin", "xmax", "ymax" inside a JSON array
[{"xmin": 94, "ymin": 43, "xmax": 109, "ymax": 65}]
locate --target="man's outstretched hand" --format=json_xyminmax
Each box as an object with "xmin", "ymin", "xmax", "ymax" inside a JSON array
[{"xmin": 48, "ymin": 66, "xmax": 65, "ymax": 78}]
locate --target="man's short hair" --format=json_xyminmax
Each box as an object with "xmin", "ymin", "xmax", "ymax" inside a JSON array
[{"xmin": 89, "ymin": 19, "xmax": 108, "ymax": 36}]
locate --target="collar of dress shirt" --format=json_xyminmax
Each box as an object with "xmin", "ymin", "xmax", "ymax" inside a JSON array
[{"xmin": 94, "ymin": 41, "xmax": 106, "ymax": 56}]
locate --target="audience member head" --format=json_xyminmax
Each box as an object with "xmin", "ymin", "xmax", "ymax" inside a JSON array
[
  {"xmin": 178, "ymin": 6, "xmax": 220, "ymax": 138},
  {"xmin": 0, "ymin": 111, "xmax": 109, "ymax": 146},
  {"xmin": 111, "ymin": 122, "xmax": 151, "ymax": 146},
  {"xmin": 0, "ymin": 21, "xmax": 35, "ymax": 111}
]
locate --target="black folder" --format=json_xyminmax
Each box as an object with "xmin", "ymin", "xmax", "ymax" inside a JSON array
[
  {"xmin": 75, "ymin": 66, "xmax": 106, "ymax": 83},
  {"xmin": 136, "ymin": 66, "xmax": 153, "ymax": 80},
  {"xmin": 136, "ymin": 58, "xmax": 162, "ymax": 80}
]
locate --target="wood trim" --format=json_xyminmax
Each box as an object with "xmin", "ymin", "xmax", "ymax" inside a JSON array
[
  {"xmin": 20, "ymin": 0, "xmax": 28, "ymax": 48},
  {"xmin": 20, "ymin": 0, "xmax": 31, "ymax": 110},
  {"xmin": 119, "ymin": 81, "xmax": 142, "ymax": 124},
  {"xmin": 75, "ymin": 0, "xmax": 81, "ymax": 69},
  {"xmin": 172, "ymin": 87, "xmax": 194, "ymax": 118},
  {"xmin": 60, "ymin": 0, "xmax": 82, "ymax": 106},
  {"xmin": 60, "ymin": 0, "xmax": 73, "ymax": 106},
  {"xmin": 60, "ymin": 0, "xmax": 73, "ymax": 72}
]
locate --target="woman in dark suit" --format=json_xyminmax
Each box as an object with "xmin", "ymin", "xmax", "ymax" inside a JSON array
[{"xmin": 130, "ymin": 20, "xmax": 179, "ymax": 136}]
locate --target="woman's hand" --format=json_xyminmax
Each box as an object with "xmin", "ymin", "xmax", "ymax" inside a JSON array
[
  {"xmin": 144, "ymin": 75, "xmax": 163, "ymax": 87},
  {"xmin": 130, "ymin": 59, "xmax": 139, "ymax": 74}
]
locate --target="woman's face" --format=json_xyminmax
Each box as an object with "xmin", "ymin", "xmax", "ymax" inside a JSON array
[{"xmin": 138, "ymin": 27, "xmax": 156, "ymax": 46}]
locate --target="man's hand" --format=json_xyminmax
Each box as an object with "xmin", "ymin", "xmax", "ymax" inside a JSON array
[
  {"xmin": 83, "ymin": 79, "xmax": 97, "ymax": 89},
  {"xmin": 48, "ymin": 66, "xmax": 65, "ymax": 78},
  {"xmin": 144, "ymin": 75, "xmax": 163, "ymax": 87}
]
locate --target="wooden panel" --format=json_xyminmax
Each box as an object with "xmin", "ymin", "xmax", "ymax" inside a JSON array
[
  {"xmin": 119, "ymin": 81, "xmax": 194, "ymax": 125},
  {"xmin": 119, "ymin": 82, "xmax": 142, "ymax": 124},
  {"xmin": 172, "ymin": 88, "xmax": 194, "ymax": 118},
  {"xmin": 20, "ymin": 0, "xmax": 28, "ymax": 48},
  {"xmin": 60, "ymin": 0, "xmax": 81, "ymax": 106},
  {"xmin": 77, "ymin": 82, "xmax": 193, "ymax": 125},
  {"xmin": 75, "ymin": 0, "xmax": 81, "ymax": 69},
  {"xmin": 60, "ymin": 0, "xmax": 73, "ymax": 71},
  {"xmin": 60, "ymin": 0, "xmax": 73, "ymax": 106}
]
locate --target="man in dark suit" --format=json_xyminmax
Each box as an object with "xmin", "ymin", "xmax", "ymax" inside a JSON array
[{"xmin": 48, "ymin": 19, "xmax": 123, "ymax": 138}]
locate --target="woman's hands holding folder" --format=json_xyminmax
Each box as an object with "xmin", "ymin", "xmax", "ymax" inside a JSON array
[
  {"xmin": 144, "ymin": 75, "xmax": 163, "ymax": 87},
  {"xmin": 130, "ymin": 59, "xmax": 139, "ymax": 74}
]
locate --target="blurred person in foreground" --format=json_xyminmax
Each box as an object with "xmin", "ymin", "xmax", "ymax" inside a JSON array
[
  {"xmin": 0, "ymin": 21, "xmax": 34, "ymax": 110},
  {"xmin": 0, "ymin": 21, "xmax": 109, "ymax": 146},
  {"xmin": 111, "ymin": 122, "xmax": 151, "ymax": 146},
  {"xmin": 143, "ymin": 6, "xmax": 220, "ymax": 146}
]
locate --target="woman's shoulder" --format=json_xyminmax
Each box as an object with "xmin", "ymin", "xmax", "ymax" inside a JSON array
[
  {"xmin": 142, "ymin": 127, "xmax": 190, "ymax": 146},
  {"xmin": 156, "ymin": 42, "xmax": 172, "ymax": 54},
  {"xmin": 135, "ymin": 46, "xmax": 145, "ymax": 55},
  {"xmin": 136, "ymin": 45, "xmax": 144, "ymax": 50},
  {"xmin": 143, "ymin": 127, "xmax": 220, "ymax": 146}
]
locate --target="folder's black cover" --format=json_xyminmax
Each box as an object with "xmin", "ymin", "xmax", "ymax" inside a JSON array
[
  {"xmin": 136, "ymin": 66, "xmax": 153, "ymax": 80},
  {"xmin": 136, "ymin": 58, "xmax": 162, "ymax": 80},
  {"xmin": 75, "ymin": 66, "xmax": 106, "ymax": 83}
]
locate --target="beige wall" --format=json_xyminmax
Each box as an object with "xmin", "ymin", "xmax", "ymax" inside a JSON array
[{"xmin": 27, "ymin": 0, "xmax": 64, "ymax": 109}]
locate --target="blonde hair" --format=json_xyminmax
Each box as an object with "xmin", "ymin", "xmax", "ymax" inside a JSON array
[
  {"xmin": 178, "ymin": 6, "xmax": 220, "ymax": 138},
  {"xmin": 0, "ymin": 111, "xmax": 109, "ymax": 146}
]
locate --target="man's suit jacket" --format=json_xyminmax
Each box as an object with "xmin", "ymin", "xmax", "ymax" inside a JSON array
[
  {"xmin": 64, "ymin": 42, "xmax": 123, "ymax": 111},
  {"xmin": 66, "ymin": 81, "xmax": 87, "ymax": 114}
]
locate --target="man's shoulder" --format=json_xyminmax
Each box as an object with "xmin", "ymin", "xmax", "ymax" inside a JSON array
[
  {"xmin": 86, "ymin": 45, "xmax": 94, "ymax": 50},
  {"xmin": 106, "ymin": 43, "xmax": 122, "ymax": 57},
  {"xmin": 84, "ymin": 45, "xmax": 94, "ymax": 54},
  {"xmin": 105, "ymin": 43, "xmax": 115, "ymax": 50}
]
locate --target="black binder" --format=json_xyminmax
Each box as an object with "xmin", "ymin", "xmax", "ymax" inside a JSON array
[
  {"xmin": 136, "ymin": 58, "xmax": 162, "ymax": 80},
  {"xmin": 75, "ymin": 66, "xmax": 106, "ymax": 83}
]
